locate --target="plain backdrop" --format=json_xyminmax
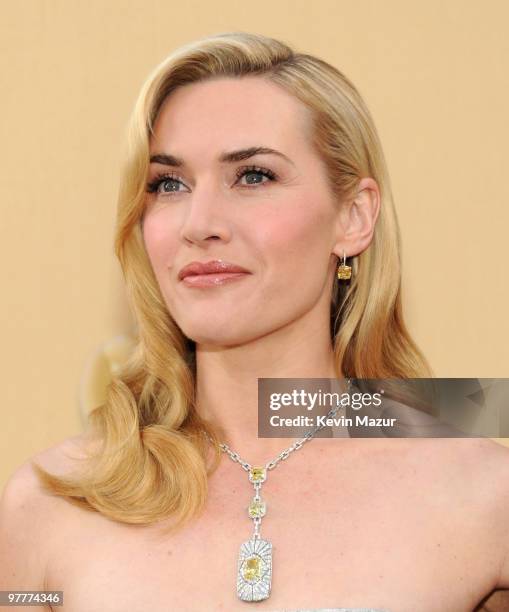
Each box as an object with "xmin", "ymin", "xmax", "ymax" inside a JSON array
[{"xmin": 1, "ymin": 0, "xmax": 508, "ymax": 486}]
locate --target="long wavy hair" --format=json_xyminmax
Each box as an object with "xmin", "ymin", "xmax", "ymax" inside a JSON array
[{"xmin": 33, "ymin": 31, "xmax": 433, "ymax": 534}]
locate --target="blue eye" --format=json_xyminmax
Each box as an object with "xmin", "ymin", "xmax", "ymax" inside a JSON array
[
  {"xmin": 235, "ymin": 165, "xmax": 277, "ymax": 186},
  {"xmin": 146, "ymin": 174, "xmax": 183, "ymax": 194},
  {"xmin": 145, "ymin": 165, "xmax": 278, "ymax": 196}
]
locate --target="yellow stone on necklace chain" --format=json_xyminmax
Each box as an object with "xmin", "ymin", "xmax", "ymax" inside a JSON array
[
  {"xmin": 248, "ymin": 499, "xmax": 266, "ymax": 518},
  {"xmin": 249, "ymin": 466, "xmax": 266, "ymax": 483}
]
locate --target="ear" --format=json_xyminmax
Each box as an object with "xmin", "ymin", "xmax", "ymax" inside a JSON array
[{"xmin": 332, "ymin": 177, "xmax": 381, "ymax": 258}]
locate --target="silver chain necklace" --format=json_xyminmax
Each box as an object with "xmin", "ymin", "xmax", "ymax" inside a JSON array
[{"xmin": 203, "ymin": 378, "xmax": 352, "ymax": 603}]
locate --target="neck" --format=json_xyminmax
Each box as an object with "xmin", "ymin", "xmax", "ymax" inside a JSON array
[{"xmin": 194, "ymin": 309, "xmax": 344, "ymax": 465}]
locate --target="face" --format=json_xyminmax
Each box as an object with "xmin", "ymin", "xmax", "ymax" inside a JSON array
[{"xmin": 142, "ymin": 76, "xmax": 343, "ymax": 346}]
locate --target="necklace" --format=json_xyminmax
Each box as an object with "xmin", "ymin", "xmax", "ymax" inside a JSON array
[{"xmin": 203, "ymin": 377, "xmax": 352, "ymax": 603}]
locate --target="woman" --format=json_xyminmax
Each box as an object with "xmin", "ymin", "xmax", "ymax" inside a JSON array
[{"xmin": 1, "ymin": 31, "xmax": 509, "ymax": 612}]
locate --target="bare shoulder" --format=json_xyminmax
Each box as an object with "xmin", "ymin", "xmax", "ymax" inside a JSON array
[
  {"xmin": 456, "ymin": 437, "xmax": 509, "ymax": 499},
  {"xmin": 38, "ymin": 433, "xmax": 96, "ymax": 471},
  {"xmin": 426, "ymin": 436, "xmax": 509, "ymax": 500},
  {"xmin": 0, "ymin": 434, "xmax": 94, "ymax": 590},
  {"xmin": 473, "ymin": 438, "xmax": 509, "ymax": 590},
  {"xmin": 402, "ymin": 437, "xmax": 509, "ymax": 592},
  {"xmin": 1, "ymin": 432, "xmax": 93, "ymax": 505},
  {"xmin": 401, "ymin": 435, "xmax": 509, "ymax": 476},
  {"xmin": 433, "ymin": 436, "xmax": 509, "ymax": 590},
  {"xmin": 384, "ymin": 436, "xmax": 509, "ymax": 523},
  {"xmin": 5, "ymin": 433, "xmax": 91, "ymax": 491}
]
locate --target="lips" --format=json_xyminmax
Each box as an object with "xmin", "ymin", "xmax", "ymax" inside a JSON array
[{"xmin": 178, "ymin": 260, "xmax": 250, "ymax": 281}]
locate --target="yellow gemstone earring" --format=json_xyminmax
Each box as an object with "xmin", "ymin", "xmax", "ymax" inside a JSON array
[{"xmin": 337, "ymin": 250, "xmax": 352, "ymax": 280}]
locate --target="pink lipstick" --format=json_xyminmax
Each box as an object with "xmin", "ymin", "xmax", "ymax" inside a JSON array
[{"xmin": 178, "ymin": 260, "xmax": 251, "ymax": 288}]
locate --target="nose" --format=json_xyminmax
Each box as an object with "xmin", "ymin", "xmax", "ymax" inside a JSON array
[{"xmin": 179, "ymin": 184, "xmax": 232, "ymax": 245}]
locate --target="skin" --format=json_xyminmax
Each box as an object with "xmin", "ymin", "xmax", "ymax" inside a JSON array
[{"xmin": 1, "ymin": 76, "xmax": 509, "ymax": 612}]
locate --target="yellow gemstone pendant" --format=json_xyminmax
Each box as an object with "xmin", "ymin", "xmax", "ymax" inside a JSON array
[
  {"xmin": 242, "ymin": 556, "xmax": 262, "ymax": 581},
  {"xmin": 237, "ymin": 538, "xmax": 273, "ymax": 601}
]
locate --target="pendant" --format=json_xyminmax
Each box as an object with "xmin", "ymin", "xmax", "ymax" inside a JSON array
[
  {"xmin": 236, "ymin": 537, "xmax": 273, "ymax": 602},
  {"xmin": 236, "ymin": 466, "xmax": 272, "ymax": 601}
]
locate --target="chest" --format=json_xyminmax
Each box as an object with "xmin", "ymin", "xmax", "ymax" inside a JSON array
[{"xmin": 46, "ymin": 447, "xmax": 497, "ymax": 612}]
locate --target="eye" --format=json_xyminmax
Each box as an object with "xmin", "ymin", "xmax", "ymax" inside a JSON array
[
  {"xmin": 235, "ymin": 165, "xmax": 277, "ymax": 187},
  {"xmin": 145, "ymin": 165, "xmax": 278, "ymax": 197},
  {"xmin": 146, "ymin": 173, "xmax": 186, "ymax": 195}
]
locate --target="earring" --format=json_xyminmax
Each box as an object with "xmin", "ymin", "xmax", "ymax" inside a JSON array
[{"xmin": 337, "ymin": 250, "xmax": 352, "ymax": 280}]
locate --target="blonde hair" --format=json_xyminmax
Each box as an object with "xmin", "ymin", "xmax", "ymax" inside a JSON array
[{"xmin": 33, "ymin": 31, "xmax": 433, "ymax": 533}]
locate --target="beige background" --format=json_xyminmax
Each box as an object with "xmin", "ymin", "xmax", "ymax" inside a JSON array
[{"xmin": 1, "ymin": 1, "xmax": 508, "ymax": 488}]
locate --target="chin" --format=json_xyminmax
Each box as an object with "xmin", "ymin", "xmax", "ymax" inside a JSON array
[
  {"xmin": 185, "ymin": 332, "xmax": 251, "ymax": 348},
  {"xmin": 178, "ymin": 319, "xmax": 265, "ymax": 349}
]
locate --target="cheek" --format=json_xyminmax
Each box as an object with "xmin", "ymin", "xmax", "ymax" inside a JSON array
[
  {"xmin": 141, "ymin": 210, "xmax": 178, "ymax": 273},
  {"xmin": 257, "ymin": 201, "xmax": 332, "ymax": 270},
  {"xmin": 246, "ymin": 203, "xmax": 333, "ymax": 326}
]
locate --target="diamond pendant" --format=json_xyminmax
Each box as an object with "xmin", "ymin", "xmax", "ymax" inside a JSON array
[
  {"xmin": 236, "ymin": 465, "xmax": 272, "ymax": 602},
  {"xmin": 236, "ymin": 537, "xmax": 273, "ymax": 601}
]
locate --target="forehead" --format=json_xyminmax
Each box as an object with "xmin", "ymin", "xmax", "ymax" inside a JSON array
[{"xmin": 150, "ymin": 76, "xmax": 314, "ymax": 155}]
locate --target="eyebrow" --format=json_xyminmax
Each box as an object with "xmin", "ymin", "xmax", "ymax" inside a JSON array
[{"xmin": 149, "ymin": 146, "xmax": 295, "ymax": 167}]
